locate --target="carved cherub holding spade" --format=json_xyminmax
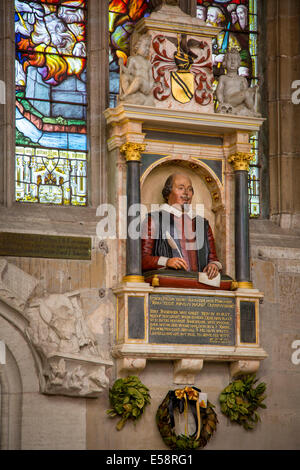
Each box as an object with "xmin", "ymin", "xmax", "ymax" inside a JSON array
[
  {"xmin": 118, "ymin": 34, "xmax": 154, "ymax": 106},
  {"xmin": 216, "ymin": 48, "xmax": 261, "ymax": 116}
]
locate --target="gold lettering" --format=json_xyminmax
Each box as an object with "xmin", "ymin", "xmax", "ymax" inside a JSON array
[{"xmin": 149, "ymin": 294, "xmax": 235, "ymax": 345}]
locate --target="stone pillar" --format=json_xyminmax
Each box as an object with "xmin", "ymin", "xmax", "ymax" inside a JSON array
[
  {"xmin": 228, "ymin": 152, "xmax": 253, "ymax": 288},
  {"xmin": 266, "ymin": 0, "xmax": 300, "ymax": 230},
  {"xmin": 120, "ymin": 142, "xmax": 145, "ymax": 283}
]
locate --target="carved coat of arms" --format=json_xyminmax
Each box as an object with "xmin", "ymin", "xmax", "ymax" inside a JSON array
[{"xmin": 151, "ymin": 33, "xmax": 213, "ymax": 106}]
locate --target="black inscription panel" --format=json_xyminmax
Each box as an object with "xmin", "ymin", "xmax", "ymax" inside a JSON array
[
  {"xmin": 149, "ymin": 294, "xmax": 235, "ymax": 346},
  {"xmin": 240, "ymin": 301, "xmax": 256, "ymax": 343},
  {"xmin": 128, "ymin": 296, "xmax": 145, "ymax": 340}
]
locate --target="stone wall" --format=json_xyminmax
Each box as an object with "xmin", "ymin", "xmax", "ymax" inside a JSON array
[
  {"xmin": 86, "ymin": 220, "xmax": 300, "ymax": 450},
  {"xmin": 0, "ymin": 0, "xmax": 300, "ymax": 451},
  {"xmin": 266, "ymin": 0, "xmax": 300, "ymax": 230}
]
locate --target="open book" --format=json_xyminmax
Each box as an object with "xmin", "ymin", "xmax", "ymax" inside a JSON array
[{"xmin": 198, "ymin": 272, "xmax": 221, "ymax": 287}]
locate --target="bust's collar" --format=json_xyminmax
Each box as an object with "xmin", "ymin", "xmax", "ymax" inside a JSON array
[{"xmin": 160, "ymin": 203, "xmax": 194, "ymax": 219}]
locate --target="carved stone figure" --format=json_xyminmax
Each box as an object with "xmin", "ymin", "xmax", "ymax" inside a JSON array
[
  {"xmin": 118, "ymin": 34, "xmax": 154, "ymax": 106},
  {"xmin": 25, "ymin": 291, "xmax": 112, "ymax": 396},
  {"xmin": 0, "ymin": 260, "xmax": 112, "ymax": 397},
  {"xmin": 215, "ymin": 49, "xmax": 260, "ymax": 117},
  {"xmin": 26, "ymin": 292, "xmax": 99, "ymax": 357}
]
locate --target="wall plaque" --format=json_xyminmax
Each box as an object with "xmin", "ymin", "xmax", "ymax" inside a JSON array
[
  {"xmin": 149, "ymin": 294, "xmax": 235, "ymax": 346},
  {"xmin": 128, "ymin": 296, "xmax": 145, "ymax": 340},
  {"xmin": 240, "ymin": 301, "xmax": 256, "ymax": 343},
  {"xmin": 0, "ymin": 232, "xmax": 91, "ymax": 260}
]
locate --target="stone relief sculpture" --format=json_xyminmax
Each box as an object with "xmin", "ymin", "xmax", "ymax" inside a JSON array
[
  {"xmin": 0, "ymin": 258, "xmax": 38, "ymax": 313},
  {"xmin": 215, "ymin": 49, "xmax": 260, "ymax": 117},
  {"xmin": 0, "ymin": 260, "xmax": 112, "ymax": 397},
  {"xmin": 26, "ymin": 293, "xmax": 99, "ymax": 358},
  {"xmin": 118, "ymin": 34, "xmax": 155, "ymax": 106},
  {"xmin": 25, "ymin": 291, "xmax": 112, "ymax": 397}
]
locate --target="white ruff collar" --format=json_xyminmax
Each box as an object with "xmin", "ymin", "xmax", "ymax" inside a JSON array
[{"xmin": 159, "ymin": 203, "xmax": 195, "ymax": 219}]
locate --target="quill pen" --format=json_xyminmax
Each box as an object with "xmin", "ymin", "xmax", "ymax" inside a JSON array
[{"xmin": 165, "ymin": 231, "xmax": 183, "ymax": 258}]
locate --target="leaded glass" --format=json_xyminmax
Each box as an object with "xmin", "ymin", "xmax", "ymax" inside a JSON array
[
  {"xmin": 197, "ymin": 0, "xmax": 260, "ymax": 217},
  {"xmin": 196, "ymin": 0, "xmax": 258, "ymax": 83},
  {"xmin": 109, "ymin": 0, "xmax": 151, "ymax": 107},
  {"xmin": 15, "ymin": 0, "xmax": 88, "ymax": 206},
  {"xmin": 248, "ymin": 133, "xmax": 260, "ymax": 217}
]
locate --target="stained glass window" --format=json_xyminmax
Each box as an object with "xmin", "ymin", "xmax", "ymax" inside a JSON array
[
  {"xmin": 196, "ymin": 0, "xmax": 258, "ymax": 84},
  {"xmin": 248, "ymin": 133, "xmax": 260, "ymax": 217},
  {"xmin": 15, "ymin": 0, "xmax": 88, "ymax": 206},
  {"xmin": 109, "ymin": 0, "xmax": 151, "ymax": 108},
  {"xmin": 196, "ymin": 0, "xmax": 260, "ymax": 217}
]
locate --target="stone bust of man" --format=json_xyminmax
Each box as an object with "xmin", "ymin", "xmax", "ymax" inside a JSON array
[{"xmin": 142, "ymin": 173, "xmax": 222, "ymax": 279}]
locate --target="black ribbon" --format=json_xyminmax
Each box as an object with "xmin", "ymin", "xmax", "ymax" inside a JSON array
[{"xmin": 167, "ymin": 387, "xmax": 202, "ymax": 437}]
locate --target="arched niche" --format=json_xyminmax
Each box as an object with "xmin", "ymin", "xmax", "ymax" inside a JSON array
[
  {"xmin": 140, "ymin": 156, "xmax": 226, "ymax": 268},
  {"xmin": 0, "ymin": 345, "xmax": 22, "ymax": 450}
]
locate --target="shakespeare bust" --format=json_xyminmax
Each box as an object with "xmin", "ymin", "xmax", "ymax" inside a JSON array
[{"xmin": 142, "ymin": 173, "xmax": 222, "ymax": 279}]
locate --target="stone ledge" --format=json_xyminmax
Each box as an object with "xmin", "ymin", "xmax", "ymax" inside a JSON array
[
  {"xmin": 112, "ymin": 343, "xmax": 268, "ymax": 361},
  {"xmin": 104, "ymin": 103, "xmax": 265, "ymax": 135},
  {"xmin": 112, "ymin": 344, "xmax": 267, "ymax": 383}
]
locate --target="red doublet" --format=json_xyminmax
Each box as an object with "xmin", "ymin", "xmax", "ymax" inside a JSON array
[{"xmin": 142, "ymin": 211, "xmax": 220, "ymax": 272}]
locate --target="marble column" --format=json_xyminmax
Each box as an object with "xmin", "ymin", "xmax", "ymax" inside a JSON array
[
  {"xmin": 120, "ymin": 142, "xmax": 146, "ymax": 283},
  {"xmin": 228, "ymin": 152, "xmax": 253, "ymax": 288}
]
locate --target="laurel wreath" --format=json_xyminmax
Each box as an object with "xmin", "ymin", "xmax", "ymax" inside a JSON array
[
  {"xmin": 156, "ymin": 387, "xmax": 218, "ymax": 450},
  {"xmin": 219, "ymin": 374, "xmax": 267, "ymax": 430},
  {"xmin": 106, "ymin": 376, "xmax": 151, "ymax": 430}
]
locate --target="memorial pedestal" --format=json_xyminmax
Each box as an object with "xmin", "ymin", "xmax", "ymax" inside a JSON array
[
  {"xmin": 112, "ymin": 283, "xmax": 267, "ymax": 383},
  {"xmin": 105, "ymin": 79, "xmax": 266, "ymax": 385}
]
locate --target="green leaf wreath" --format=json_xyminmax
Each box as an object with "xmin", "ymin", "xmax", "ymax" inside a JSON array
[
  {"xmin": 156, "ymin": 387, "xmax": 218, "ymax": 450},
  {"xmin": 106, "ymin": 376, "xmax": 151, "ymax": 431},
  {"xmin": 219, "ymin": 374, "xmax": 267, "ymax": 430}
]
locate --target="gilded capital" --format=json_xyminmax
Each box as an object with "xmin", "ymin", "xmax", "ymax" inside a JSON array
[
  {"xmin": 228, "ymin": 152, "xmax": 254, "ymax": 171},
  {"xmin": 120, "ymin": 142, "xmax": 146, "ymax": 162}
]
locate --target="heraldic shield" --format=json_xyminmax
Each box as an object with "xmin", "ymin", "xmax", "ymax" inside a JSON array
[{"xmin": 171, "ymin": 71, "xmax": 194, "ymax": 104}]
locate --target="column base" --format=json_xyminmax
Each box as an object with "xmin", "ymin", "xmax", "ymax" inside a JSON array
[
  {"xmin": 122, "ymin": 275, "xmax": 145, "ymax": 283},
  {"xmin": 237, "ymin": 281, "xmax": 253, "ymax": 289}
]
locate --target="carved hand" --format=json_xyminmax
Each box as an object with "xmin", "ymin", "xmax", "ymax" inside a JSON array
[
  {"xmin": 203, "ymin": 262, "xmax": 219, "ymax": 279},
  {"xmin": 166, "ymin": 257, "xmax": 188, "ymax": 271}
]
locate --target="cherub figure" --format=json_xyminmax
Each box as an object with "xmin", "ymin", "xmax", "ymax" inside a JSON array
[
  {"xmin": 215, "ymin": 49, "xmax": 260, "ymax": 117},
  {"xmin": 118, "ymin": 34, "xmax": 154, "ymax": 106}
]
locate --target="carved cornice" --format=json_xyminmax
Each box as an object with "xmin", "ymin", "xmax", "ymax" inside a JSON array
[
  {"xmin": 120, "ymin": 142, "xmax": 146, "ymax": 161},
  {"xmin": 228, "ymin": 152, "xmax": 254, "ymax": 172}
]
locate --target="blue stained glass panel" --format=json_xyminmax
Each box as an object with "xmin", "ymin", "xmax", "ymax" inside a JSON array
[{"xmin": 15, "ymin": 0, "xmax": 88, "ymax": 205}]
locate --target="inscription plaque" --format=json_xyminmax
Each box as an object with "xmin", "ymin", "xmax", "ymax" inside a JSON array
[
  {"xmin": 240, "ymin": 301, "xmax": 256, "ymax": 343},
  {"xmin": 128, "ymin": 296, "xmax": 145, "ymax": 340},
  {"xmin": 149, "ymin": 294, "xmax": 235, "ymax": 346},
  {"xmin": 0, "ymin": 232, "xmax": 91, "ymax": 260}
]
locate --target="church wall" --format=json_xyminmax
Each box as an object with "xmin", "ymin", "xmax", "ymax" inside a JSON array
[
  {"xmin": 267, "ymin": 0, "xmax": 300, "ymax": 230},
  {"xmin": 0, "ymin": 0, "xmax": 299, "ymax": 451},
  {"xmin": 86, "ymin": 227, "xmax": 300, "ymax": 450},
  {"xmin": 0, "ymin": 311, "xmax": 87, "ymax": 450}
]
